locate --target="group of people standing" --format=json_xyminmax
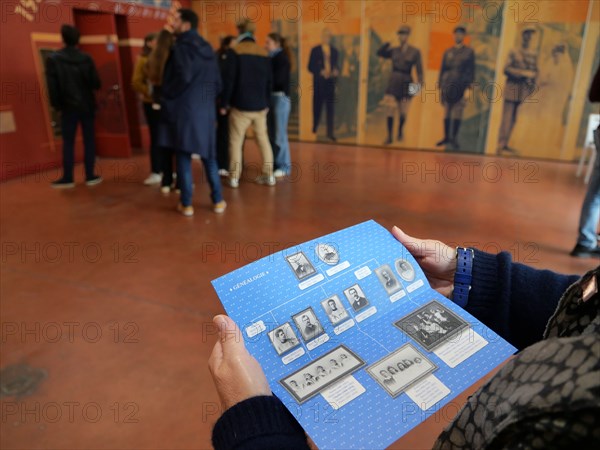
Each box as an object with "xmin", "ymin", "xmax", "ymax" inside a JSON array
[
  {"xmin": 47, "ymin": 10, "xmax": 292, "ymax": 217},
  {"xmin": 131, "ymin": 12, "xmax": 292, "ymax": 216}
]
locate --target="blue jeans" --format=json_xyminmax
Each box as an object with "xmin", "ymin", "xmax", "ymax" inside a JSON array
[
  {"xmin": 577, "ymin": 127, "xmax": 600, "ymax": 248},
  {"xmin": 269, "ymin": 94, "xmax": 291, "ymax": 173},
  {"xmin": 61, "ymin": 110, "xmax": 96, "ymax": 181},
  {"xmin": 176, "ymin": 152, "xmax": 223, "ymax": 207}
]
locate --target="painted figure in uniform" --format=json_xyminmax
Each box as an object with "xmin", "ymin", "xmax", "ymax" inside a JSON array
[
  {"xmin": 497, "ymin": 25, "xmax": 538, "ymax": 155},
  {"xmin": 377, "ymin": 25, "xmax": 423, "ymax": 145},
  {"xmin": 436, "ymin": 26, "xmax": 475, "ymax": 150}
]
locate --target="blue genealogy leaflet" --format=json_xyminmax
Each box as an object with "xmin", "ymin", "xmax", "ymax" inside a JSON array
[{"xmin": 212, "ymin": 220, "xmax": 516, "ymax": 450}]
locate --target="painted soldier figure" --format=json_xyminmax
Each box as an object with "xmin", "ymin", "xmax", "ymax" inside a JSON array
[
  {"xmin": 497, "ymin": 26, "xmax": 538, "ymax": 155},
  {"xmin": 436, "ymin": 26, "xmax": 475, "ymax": 150},
  {"xmin": 377, "ymin": 25, "xmax": 423, "ymax": 145}
]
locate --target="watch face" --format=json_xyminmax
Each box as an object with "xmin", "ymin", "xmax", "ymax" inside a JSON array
[{"xmin": 316, "ymin": 243, "xmax": 340, "ymax": 266}]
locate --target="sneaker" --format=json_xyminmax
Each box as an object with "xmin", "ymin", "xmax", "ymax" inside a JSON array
[
  {"xmin": 228, "ymin": 178, "xmax": 239, "ymax": 188},
  {"xmin": 160, "ymin": 185, "xmax": 171, "ymax": 194},
  {"xmin": 51, "ymin": 178, "xmax": 75, "ymax": 189},
  {"xmin": 85, "ymin": 176, "xmax": 103, "ymax": 186},
  {"xmin": 273, "ymin": 169, "xmax": 288, "ymax": 178},
  {"xmin": 144, "ymin": 173, "xmax": 161, "ymax": 185},
  {"xmin": 177, "ymin": 203, "xmax": 194, "ymax": 217},
  {"xmin": 213, "ymin": 200, "xmax": 227, "ymax": 214},
  {"xmin": 255, "ymin": 174, "xmax": 276, "ymax": 186},
  {"xmin": 218, "ymin": 169, "xmax": 229, "ymax": 177},
  {"xmin": 570, "ymin": 244, "xmax": 600, "ymax": 258}
]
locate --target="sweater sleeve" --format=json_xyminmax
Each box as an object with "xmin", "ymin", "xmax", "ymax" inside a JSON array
[
  {"xmin": 131, "ymin": 56, "xmax": 151, "ymax": 100},
  {"xmin": 212, "ymin": 396, "xmax": 309, "ymax": 450},
  {"xmin": 465, "ymin": 249, "xmax": 580, "ymax": 351}
]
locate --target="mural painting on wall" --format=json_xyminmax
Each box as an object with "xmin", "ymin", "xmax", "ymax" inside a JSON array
[
  {"xmin": 426, "ymin": 0, "xmax": 504, "ymax": 154},
  {"xmin": 300, "ymin": 0, "xmax": 361, "ymax": 144},
  {"xmin": 499, "ymin": 22, "xmax": 585, "ymax": 159},
  {"xmin": 365, "ymin": 0, "xmax": 503, "ymax": 153},
  {"xmin": 364, "ymin": 1, "xmax": 429, "ymax": 149}
]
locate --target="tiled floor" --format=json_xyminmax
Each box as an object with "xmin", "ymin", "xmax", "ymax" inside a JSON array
[{"xmin": 1, "ymin": 142, "xmax": 596, "ymax": 449}]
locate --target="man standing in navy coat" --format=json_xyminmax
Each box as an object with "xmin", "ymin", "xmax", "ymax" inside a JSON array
[
  {"xmin": 308, "ymin": 28, "xmax": 339, "ymax": 142},
  {"xmin": 158, "ymin": 9, "xmax": 225, "ymax": 217}
]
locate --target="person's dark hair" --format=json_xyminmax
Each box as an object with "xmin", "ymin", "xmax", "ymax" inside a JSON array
[
  {"xmin": 142, "ymin": 32, "xmax": 157, "ymax": 57},
  {"xmin": 218, "ymin": 35, "xmax": 235, "ymax": 55},
  {"xmin": 61, "ymin": 24, "xmax": 80, "ymax": 46},
  {"xmin": 268, "ymin": 32, "xmax": 294, "ymax": 71},
  {"xmin": 178, "ymin": 8, "xmax": 199, "ymax": 30},
  {"xmin": 236, "ymin": 18, "xmax": 256, "ymax": 35}
]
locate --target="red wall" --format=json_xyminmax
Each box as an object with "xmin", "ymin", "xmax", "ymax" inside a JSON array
[{"xmin": 0, "ymin": 0, "xmax": 190, "ymax": 181}]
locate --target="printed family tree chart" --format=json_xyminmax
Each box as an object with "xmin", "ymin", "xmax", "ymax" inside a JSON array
[{"xmin": 212, "ymin": 220, "xmax": 516, "ymax": 450}]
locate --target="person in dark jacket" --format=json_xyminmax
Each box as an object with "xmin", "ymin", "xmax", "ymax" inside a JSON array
[
  {"xmin": 436, "ymin": 26, "xmax": 475, "ymax": 150},
  {"xmin": 221, "ymin": 19, "xmax": 275, "ymax": 188},
  {"xmin": 46, "ymin": 24, "xmax": 102, "ymax": 188},
  {"xmin": 158, "ymin": 9, "xmax": 225, "ymax": 216},
  {"xmin": 571, "ymin": 64, "xmax": 600, "ymax": 258},
  {"xmin": 208, "ymin": 226, "xmax": 597, "ymax": 449},
  {"xmin": 377, "ymin": 25, "xmax": 423, "ymax": 145},
  {"xmin": 265, "ymin": 32, "xmax": 292, "ymax": 178},
  {"xmin": 307, "ymin": 28, "xmax": 339, "ymax": 142},
  {"xmin": 215, "ymin": 36, "xmax": 235, "ymax": 177}
]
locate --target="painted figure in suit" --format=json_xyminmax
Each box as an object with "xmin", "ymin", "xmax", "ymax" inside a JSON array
[
  {"xmin": 436, "ymin": 26, "xmax": 475, "ymax": 150},
  {"xmin": 377, "ymin": 25, "xmax": 423, "ymax": 145},
  {"xmin": 497, "ymin": 26, "xmax": 538, "ymax": 155},
  {"xmin": 308, "ymin": 28, "xmax": 339, "ymax": 141},
  {"xmin": 337, "ymin": 35, "xmax": 360, "ymax": 136}
]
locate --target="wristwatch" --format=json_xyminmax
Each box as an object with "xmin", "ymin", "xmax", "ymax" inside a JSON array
[{"xmin": 453, "ymin": 247, "xmax": 474, "ymax": 308}]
